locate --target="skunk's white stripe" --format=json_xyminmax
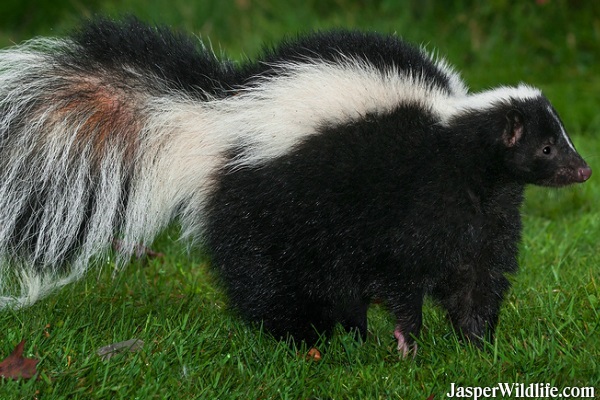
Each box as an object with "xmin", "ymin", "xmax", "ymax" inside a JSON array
[
  {"xmin": 547, "ymin": 105, "xmax": 576, "ymax": 152},
  {"xmin": 205, "ymin": 59, "xmax": 463, "ymax": 167},
  {"xmin": 441, "ymin": 84, "xmax": 542, "ymax": 123}
]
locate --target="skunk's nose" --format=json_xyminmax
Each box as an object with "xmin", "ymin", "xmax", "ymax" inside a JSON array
[{"xmin": 578, "ymin": 166, "xmax": 592, "ymax": 182}]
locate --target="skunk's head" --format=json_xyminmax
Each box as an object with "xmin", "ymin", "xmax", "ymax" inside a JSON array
[
  {"xmin": 498, "ymin": 94, "xmax": 591, "ymax": 187},
  {"xmin": 454, "ymin": 86, "xmax": 592, "ymax": 187}
]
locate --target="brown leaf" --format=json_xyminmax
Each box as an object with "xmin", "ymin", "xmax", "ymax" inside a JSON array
[
  {"xmin": 0, "ymin": 340, "xmax": 39, "ymax": 380},
  {"xmin": 426, "ymin": 394, "xmax": 435, "ymax": 400},
  {"xmin": 97, "ymin": 339, "xmax": 144, "ymax": 361}
]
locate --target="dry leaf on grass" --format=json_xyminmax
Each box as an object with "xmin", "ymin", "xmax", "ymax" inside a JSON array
[
  {"xmin": 0, "ymin": 340, "xmax": 39, "ymax": 380},
  {"xmin": 97, "ymin": 339, "xmax": 144, "ymax": 361}
]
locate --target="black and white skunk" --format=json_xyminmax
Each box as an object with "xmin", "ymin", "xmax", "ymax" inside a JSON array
[{"xmin": 0, "ymin": 18, "xmax": 591, "ymax": 354}]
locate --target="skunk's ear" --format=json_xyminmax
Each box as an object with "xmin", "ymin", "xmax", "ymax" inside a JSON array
[{"xmin": 502, "ymin": 109, "xmax": 524, "ymax": 147}]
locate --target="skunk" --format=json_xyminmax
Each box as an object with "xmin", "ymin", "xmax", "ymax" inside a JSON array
[{"xmin": 0, "ymin": 18, "xmax": 591, "ymax": 354}]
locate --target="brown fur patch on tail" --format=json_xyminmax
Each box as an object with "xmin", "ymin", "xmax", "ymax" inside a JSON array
[{"xmin": 49, "ymin": 75, "xmax": 144, "ymax": 162}]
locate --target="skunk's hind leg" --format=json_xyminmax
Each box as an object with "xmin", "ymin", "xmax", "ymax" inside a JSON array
[
  {"xmin": 256, "ymin": 299, "xmax": 335, "ymax": 345},
  {"xmin": 252, "ymin": 297, "xmax": 369, "ymax": 345},
  {"xmin": 337, "ymin": 300, "xmax": 369, "ymax": 341}
]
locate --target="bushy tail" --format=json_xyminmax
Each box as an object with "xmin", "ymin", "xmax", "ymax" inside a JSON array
[{"xmin": 0, "ymin": 32, "xmax": 227, "ymax": 307}]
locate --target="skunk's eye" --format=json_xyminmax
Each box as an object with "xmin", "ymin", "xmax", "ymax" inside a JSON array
[{"xmin": 542, "ymin": 146, "xmax": 552, "ymax": 155}]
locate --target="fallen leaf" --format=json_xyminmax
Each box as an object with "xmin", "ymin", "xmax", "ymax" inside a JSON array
[
  {"xmin": 97, "ymin": 339, "xmax": 144, "ymax": 361},
  {"xmin": 0, "ymin": 340, "xmax": 39, "ymax": 380},
  {"xmin": 426, "ymin": 394, "xmax": 435, "ymax": 400}
]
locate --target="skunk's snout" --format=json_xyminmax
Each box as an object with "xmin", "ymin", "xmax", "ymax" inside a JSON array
[
  {"xmin": 577, "ymin": 166, "xmax": 592, "ymax": 182},
  {"xmin": 538, "ymin": 160, "xmax": 592, "ymax": 187}
]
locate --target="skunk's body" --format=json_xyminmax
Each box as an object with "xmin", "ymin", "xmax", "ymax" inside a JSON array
[{"xmin": 0, "ymin": 18, "xmax": 591, "ymax": 351}]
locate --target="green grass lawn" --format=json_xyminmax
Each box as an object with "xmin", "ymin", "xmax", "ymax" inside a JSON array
[{"xmin": 1, "ymin": 1, "xmax": 599, "ymax": 398}]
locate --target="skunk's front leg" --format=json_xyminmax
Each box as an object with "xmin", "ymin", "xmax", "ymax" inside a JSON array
[{"xmin": 432, "ymin": 263, "xmax": 510, "ymax": 345}]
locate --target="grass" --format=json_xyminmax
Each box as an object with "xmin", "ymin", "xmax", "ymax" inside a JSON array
[{"xmin": 1, "ymin": 0, "xmax": 599, "ymax": 398}]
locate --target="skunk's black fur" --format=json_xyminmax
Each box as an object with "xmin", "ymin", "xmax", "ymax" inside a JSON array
[
  {"xmin": 0, "ymin": 18, "xmax": 591, "ymax": 353},
  {"xmin": 70, "ymin": 17, "xmax": 235, "ymax": 97}
]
